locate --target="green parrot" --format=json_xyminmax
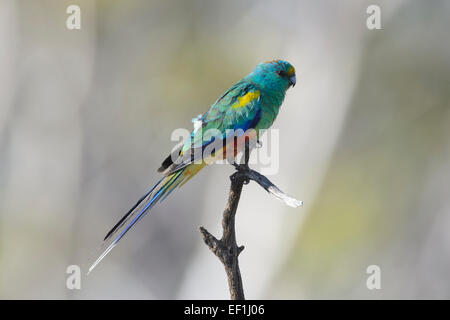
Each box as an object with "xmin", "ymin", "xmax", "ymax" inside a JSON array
[{"xmin": 89, "ymin": 59, "xmax": 296, "ymax": 273}]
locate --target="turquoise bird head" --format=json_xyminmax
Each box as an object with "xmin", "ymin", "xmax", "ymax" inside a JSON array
[{"xmin": 247, "ymin": 59, "xmax": 296, "ymax": 92}]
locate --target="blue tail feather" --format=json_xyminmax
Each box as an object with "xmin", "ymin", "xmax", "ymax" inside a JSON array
[{"xmin": 88, "ymin": 170, "xmax": 185, "ymax": 274}]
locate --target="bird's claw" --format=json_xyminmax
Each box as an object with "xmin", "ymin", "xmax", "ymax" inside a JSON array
[
  {"xmin": 231, "ymin": 162, "xmax": 250, "ymax": 184},
  {"xmin": 233, "ymin": 163, "xmax": 249, "ymax": 172}
]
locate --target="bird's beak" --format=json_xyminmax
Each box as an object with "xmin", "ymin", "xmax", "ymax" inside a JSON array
[{"xmin": 289, "ymin": 74, "xmax": 296, "ymax": 87}]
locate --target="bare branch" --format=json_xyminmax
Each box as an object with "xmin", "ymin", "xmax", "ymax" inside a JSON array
[
  {"xmin": 233, "ymin": 166, "xmax": 303, "ymax": 208},
  {"xmin": 199, "ymin": 173, "xmax": 246, "ymax": 300},
  {"xmin": 200, "ymin": 141, "xmax": 302, "ymax": 300}
]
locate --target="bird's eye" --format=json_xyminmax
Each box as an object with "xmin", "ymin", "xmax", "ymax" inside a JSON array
[{"xmin": 277, "ymin": 70, "xmax": 286, "ymax": 77}]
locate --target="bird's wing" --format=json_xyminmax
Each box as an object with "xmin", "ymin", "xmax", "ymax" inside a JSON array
[{"xmin": 164, "ymin": 82, "xmax": 262, "ymax": 174}]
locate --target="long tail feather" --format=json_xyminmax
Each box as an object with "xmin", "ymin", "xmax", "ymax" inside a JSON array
[
  {"xmin": 88, "ymin": 165, "xmax": 204, "ymax": 274},
  {"xmin": 103, "ymin": 177, "xmax": 164, "ymax": 241}
]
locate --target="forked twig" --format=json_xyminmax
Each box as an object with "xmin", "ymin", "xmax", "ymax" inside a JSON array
[{"xmin": 200, "ymin": 141, "xmax": 302, "ymax": 300}]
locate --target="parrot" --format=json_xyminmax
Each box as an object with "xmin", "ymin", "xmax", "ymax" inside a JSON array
[{"xmin": 88, "ymin": 59, "xmax": 296, "ymax": 273}]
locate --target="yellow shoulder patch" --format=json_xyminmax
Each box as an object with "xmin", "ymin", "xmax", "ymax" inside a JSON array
[{"xmin": 232, "ymin": 91, "xmax": 260, "ymax": 109}]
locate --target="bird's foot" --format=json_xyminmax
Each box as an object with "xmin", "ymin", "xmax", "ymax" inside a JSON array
[
  {"xmin": 231, "ymin": 162, "xmax": 250, "ymax": 184},
  {"xmin": 232, "ymin": 162, "xmax": 249, "ymax": 172}
]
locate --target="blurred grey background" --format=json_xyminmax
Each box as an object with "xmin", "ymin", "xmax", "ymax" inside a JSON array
[{"xmin": 1, "ymin": 0, "xmax": 449, "ymax": 299}]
